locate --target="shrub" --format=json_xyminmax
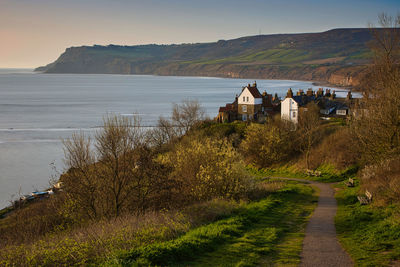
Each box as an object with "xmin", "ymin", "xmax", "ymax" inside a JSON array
[
  {"xmin": 240, "ymin": 123, "xmax": 294, "ymax": 168},
  {"xmin": 158, "ymin": 136, "xmax": 253, "ymax": 202}
]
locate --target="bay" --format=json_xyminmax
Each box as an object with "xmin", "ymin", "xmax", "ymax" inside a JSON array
[{"xmin": 0, "ymin": 69, "xmax": 352, "ymax": 208}]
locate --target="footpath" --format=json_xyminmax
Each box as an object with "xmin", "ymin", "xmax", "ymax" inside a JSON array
[{"xmin": 271, "ymin": 178, "xmax": 353, "ymax": 267}]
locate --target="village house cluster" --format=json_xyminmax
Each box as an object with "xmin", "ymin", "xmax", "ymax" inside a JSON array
[{"xmin": 216, "ymin": 82, "xmax": 354, "ymax": 123}]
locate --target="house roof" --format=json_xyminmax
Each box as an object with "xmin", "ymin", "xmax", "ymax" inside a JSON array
[
  {"xmin": 219, "ymin": 103, "xmax": 235, "ymax": 113},
  {"xmin": 218, "ymin": 107, "xmax": 227, "ymax": 112},
  {"xmin": 291, "ymin": 95, "xmax": 316, "ymax": 106},
  {"xmin": 246, "ymin": 86, "xmax": 263, "ymax": 98}
]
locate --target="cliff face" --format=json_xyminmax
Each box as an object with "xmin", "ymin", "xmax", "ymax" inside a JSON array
[
  {"xmin": 124, "ymin": 62, "xmax": 365, "ymax": 87},
  {"xmin": 37, "ymin": 28, "xmax": 379, "ymax": 87}
]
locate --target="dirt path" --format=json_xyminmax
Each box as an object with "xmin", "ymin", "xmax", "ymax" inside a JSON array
[{"xmin": 267, "ymin": 177, "xmax": 353, "ymax": 267}]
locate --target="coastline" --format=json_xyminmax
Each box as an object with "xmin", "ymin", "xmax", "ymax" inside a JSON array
[{"xmin": 34, "ymin": 69, "xmax": 354, "ymax": 91}]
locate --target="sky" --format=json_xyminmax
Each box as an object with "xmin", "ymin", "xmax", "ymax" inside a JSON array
[{"xmin": 0, "ymin": 0, "xmax": 399, "ymax": 68}]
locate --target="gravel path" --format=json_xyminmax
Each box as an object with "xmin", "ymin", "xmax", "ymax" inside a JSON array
[{"xmin": 268, "ymin": 177, "xmax": 353, "ymax": 267}]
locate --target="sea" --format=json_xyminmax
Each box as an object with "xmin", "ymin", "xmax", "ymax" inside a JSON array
[{"xmin": 0, "ymin": 69, "xmax": 355, "ymax": 208}]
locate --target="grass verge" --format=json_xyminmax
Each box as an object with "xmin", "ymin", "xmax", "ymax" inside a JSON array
[
  {"xmin": 111, "ymin": 182, "xmax": 317, "ymax": 266},
  {"xmin": 335, "ymin": 180, "xmax": 400, "ymax": 266}
]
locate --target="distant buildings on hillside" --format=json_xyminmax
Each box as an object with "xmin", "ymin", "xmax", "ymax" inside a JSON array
[{"xmin": 216, "ymin": 82, "xmax": 354, "ymax": 123}]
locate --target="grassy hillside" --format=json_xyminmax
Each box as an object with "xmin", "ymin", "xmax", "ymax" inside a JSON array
[{"xmin": 36, "ymin": 28, "xmax": 379, "ymax": 86}]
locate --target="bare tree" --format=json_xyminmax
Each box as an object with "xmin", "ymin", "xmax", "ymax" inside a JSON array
[
  {"xmin": 369, "ymin": 13, "xmax": 400, "ymax": 68},
  {"xmin": 151, "ymin": 116, "xmax": 178, "ymax": 145},
  {"xmin": 62, "ymin": 132, "xmax": 98, "ymax": 219},
  {"xmin": 172, "ymin": 100, "xmax": 205, "ymax": 135},
  {"xmin": 353, "ymin": 13, "xmax": 400, "ymax": 163},
  {"xmin": 297, "ymin": 103, "xmax": 322, "ymax": 169},
  {"xmin": 62, "ymin": 115, "xmax": 153, "ymax": 218},
  {"xmin": 95, "ymin": 115, "xmax": 143, "ymax": 217}
]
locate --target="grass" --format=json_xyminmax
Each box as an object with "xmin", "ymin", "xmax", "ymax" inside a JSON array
[
  {"xmin": 0, "ymin": 199, "xmax": 240, "ymax": 266},
  {"xmin": 248, "ymin": 164, "xmax": 358, "ymax": 183},
  {"xmin": 0, "ymin": 180, "xmax": 317, "ymax": 266},
  {"xmin": 111, "ymin": 182, "xmax": 317, "ymax": 266},
  {"xmin": 182, "ymin": 49, "xmax": 314, "ymax": 65},
  {"xmin": 0, "ymin": 206, "xmax": 13, "ymax": 219},
  {"xmin": 335, "ymin": 181, "xmax": 400, "ymax": 266}
]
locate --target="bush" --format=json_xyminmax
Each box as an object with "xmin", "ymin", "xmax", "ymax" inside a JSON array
[
  {"xmin": 240, "ymin": 123, "xmax": 294, "ymax": 168},
  {"xmin": 158, "ymin": 135, "xmax": 253, "ymax": 202}
]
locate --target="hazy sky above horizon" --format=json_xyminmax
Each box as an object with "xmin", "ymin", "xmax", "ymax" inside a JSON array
[{"xmin": 1, "ymin": 0, "xmax": 399, "ymax": 68}]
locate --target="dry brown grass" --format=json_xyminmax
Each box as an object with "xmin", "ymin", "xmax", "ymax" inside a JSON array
[
  {"xmin": 0, "ymin": 194, "xmax": 68, "ymax": 248},
  {"xmin": 302, "ymin": 127, "xmax": 360, "ymax": 170},
  {"xmin": 360, "ymin": 156, "xmax": 400, "ymax": 205}
]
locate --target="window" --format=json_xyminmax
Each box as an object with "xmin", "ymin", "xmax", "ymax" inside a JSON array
[
  {"xmin": 242, "ymin": 105, "xmax": 247, "ymax": 112},
  {"xmin": 246, "ymin": 96, "xmax": 249, "ymax": 102},
  {"xmin": 293, "ymin": 111, "xmax": 296, "ymax": 118},
  {"xmin": 243, "ymin": 96, "xmax": 245, "ymax": 102}
]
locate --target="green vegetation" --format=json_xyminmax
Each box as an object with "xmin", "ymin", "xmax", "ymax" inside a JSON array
[
  {"xmin": 248, "ymin": 164, "xmax": 358, "ymax": 183},
  {"xmin": 335, "ymin": 182, "xmax": 400, "ymax": 266},
  {"xmin": 186, "ymin": 49, "xmax": 314, "ymax": 65},
  {"xmin": 240, "ymin": 123, "xmax": 295, "ymax": 168},
  {"xmin": 111, "ymin": 183, "xmax": 317, "ymax": 266},
  {"xmin": 347, "ymin": 49, "xmax": 374, "ymax": 60}
]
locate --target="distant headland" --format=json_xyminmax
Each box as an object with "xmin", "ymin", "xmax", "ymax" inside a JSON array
[{"xmin": 36, "ymin": 28, "xmax": 380, "ymax": 88}]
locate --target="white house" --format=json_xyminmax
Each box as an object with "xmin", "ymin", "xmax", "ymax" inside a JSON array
[
  {"xmin": 237, "ymin": 82, "xmax": 263, "ymax": 121},
  {"xmin": 281, "ymin": 89, "xmax": 299, "ymax": 123},
  {"xmin": 238, "ymin": 85, "xmax": 263, "ymax": 106}
]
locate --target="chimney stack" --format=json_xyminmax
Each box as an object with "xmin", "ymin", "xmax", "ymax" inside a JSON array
[
  {"xmin": 346, "ymin": 91, "xmax": 352, "ymax": 101},
  {"xmin": 316, "ymin": 88, "xmax": 324, "ymax": 97},
  {"xmin": 330, "ymin": 90, "xmax": 336, "ymax": 100},
  {"xmin": 286, "ymin": 88, "xmax": 293, "ymax": 98},
  {"xmin": 325, "ymin": 89, "xmax": 331, "ymax": 97}
]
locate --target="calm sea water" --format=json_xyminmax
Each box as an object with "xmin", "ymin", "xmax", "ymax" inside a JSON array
[{"xmin": 0, "ymin": 69, "xmax": 352, "ymax": 208}]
